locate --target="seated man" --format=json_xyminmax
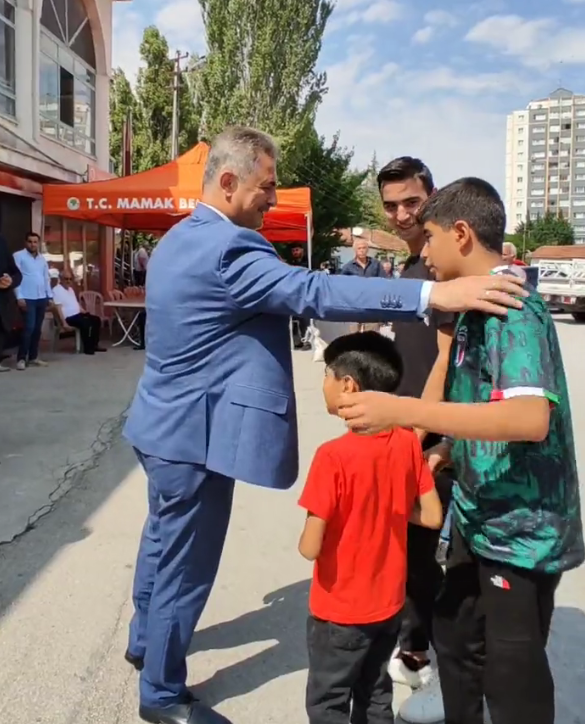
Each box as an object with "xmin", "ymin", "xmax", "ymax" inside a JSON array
[{"xmin": 51, "ymin": 269, "xmax": 105, "ymax": 355}]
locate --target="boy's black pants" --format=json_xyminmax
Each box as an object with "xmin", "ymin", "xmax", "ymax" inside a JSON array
[
  {"xmin": 306, "ymin": 613, "xmax": 401, "ymax": 724},
  {"xmin": 434, "ymin": 524, "xmax": 561, "ymax": 724}
]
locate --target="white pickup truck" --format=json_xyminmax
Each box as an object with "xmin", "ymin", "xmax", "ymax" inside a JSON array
[{"xmin": 531, "ymin": 246, "xmax": 585, "ymax": 322}]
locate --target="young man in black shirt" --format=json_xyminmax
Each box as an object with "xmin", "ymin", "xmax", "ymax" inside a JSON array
[
  {"xmin": 288, "ymin": 245, "xmax": 311, "ymax": 350},
  {"xmin": 377, "ymin": 157, "xmax": 454, "ymax": 724}
]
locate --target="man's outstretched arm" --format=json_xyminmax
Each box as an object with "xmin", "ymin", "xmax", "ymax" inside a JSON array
[{"xmin": 220, "ymin": 228, "xmax": 527, "ymax": 322}]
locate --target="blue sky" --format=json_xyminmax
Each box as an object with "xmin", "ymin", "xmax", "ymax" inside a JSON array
[{"xmin": 112, "ymin": 0, "xmax": 585, "ymax": 195}]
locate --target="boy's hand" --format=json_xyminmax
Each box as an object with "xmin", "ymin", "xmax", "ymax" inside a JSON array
[
  {"xmin": 425, "ymin": 441, "xmax": 452, "ymax": 474},
  {"xmin": 338, "ymin": 391, "xmax": 408, "ymax": 434}
]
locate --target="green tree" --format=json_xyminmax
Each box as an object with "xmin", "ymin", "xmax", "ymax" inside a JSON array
[
  {"xmin": 195, "ymin": 0, "xmax": 333, "ymax": 179},
  {"xmin": 515, "ymin": 211, "xmax": 575, "ymax": 253},
  {"xmin": 109, "ymin": 27, "xmax": 200, "ymax": 175},
  {"xmin": 359, "ymin": 153, "xmax": 388, "ymax": 230},
  {"xmin": 134, "ymin": 27, "xmax": 177, "ymax": 169},
  {"xmin": 286, "ymin": 132, "xmax": 367, "ymax": 266},
  {"xmin": 109, "ymin": 69, "xmax": 144, "ymax": 176}
]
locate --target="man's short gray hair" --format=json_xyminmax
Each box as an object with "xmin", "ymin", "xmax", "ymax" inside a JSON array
[
  {"xmin": 503, "ymin": 241, "xmax": 517, "ymax": 256},
  {"xmin": 203, "ymin": 126, "xmax": 278, "ymax": 187}
]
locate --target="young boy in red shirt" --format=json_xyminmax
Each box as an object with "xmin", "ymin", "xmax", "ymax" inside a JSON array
[{"xmin": 298, "ymin": 332, "xmax": 443, "ymax": 724}]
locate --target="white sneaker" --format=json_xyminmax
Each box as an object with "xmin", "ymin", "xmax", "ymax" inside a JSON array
[
  {"xmin": 389, "ymin": 653, "xmax": 434, "ymax": 689},
  {"xmin": 398, "ymin": 674, "xmax": 444, "ymax": 724},
  {"xmin": 28, "ymin": 358, "xmax": 48, "ymax": 367},
  {"xmin": 0, "ymin": 364, "xmax": 10, "ymax": 372},
  {"xmin": 16, "ymin": 360, "xmax": 26, "ymax": 371}
]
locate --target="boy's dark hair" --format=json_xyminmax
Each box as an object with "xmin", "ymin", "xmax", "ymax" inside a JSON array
[
  {"xmin": 417, "ymin": 177, "xmax": 506, "ymax": 254},
  {"xmin": 376, "ymin": 156, "xmax": 434, "ymax": 195},
  {"xmin": 324, "ymin": 331, "xmax": 403, "ymax": 393}
]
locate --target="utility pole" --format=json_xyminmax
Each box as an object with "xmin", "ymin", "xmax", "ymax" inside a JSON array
[{"xmin": 171, "ymin": 50, "xmax": 189, "ymax": 160}]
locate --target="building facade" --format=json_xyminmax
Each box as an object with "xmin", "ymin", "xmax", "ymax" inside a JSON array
[
  {"xmin": 0, "ymin": 0, "xmax": 122, "ymax": 292},
  {"xmin": 505, "ymin": 88, "xmax": 585, "ymax": 244}
]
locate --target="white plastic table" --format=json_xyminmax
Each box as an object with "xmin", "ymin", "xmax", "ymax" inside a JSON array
[{"xmin": 103, "ymin": 299, "xmax": 145, "ymax": 347}]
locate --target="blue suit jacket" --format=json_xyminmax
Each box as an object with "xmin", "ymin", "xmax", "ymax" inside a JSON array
[{"xmin": 124, "ymin": 204, "xmax": 424, "ymax": 490}]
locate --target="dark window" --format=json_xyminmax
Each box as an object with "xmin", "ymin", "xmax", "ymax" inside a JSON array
[
  {"xmin": 40, "ymin": 0, "xmax": 95, "ymax": 70},
  {"xmin": 40, "ymin": 0, "xmax": 96, "ymax": 153},
  {"xmin": 59, "ymin": 65, "xmax": 74, "ymax": 126}
]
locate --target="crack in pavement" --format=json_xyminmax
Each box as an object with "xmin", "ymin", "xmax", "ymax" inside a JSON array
[
  {"xmin": 0, "ymin": 409, "xmax": 129, "ymax": 547},
  {"xmin": 64, "ymin": 586, "xmax": 136, "ymax": 724}
]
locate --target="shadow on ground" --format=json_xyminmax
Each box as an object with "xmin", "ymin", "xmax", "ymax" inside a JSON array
[
  {"xmin": 189, "ymin": 580, "xmax": 310, "ymax": 706},
  {"xmin": 188, "ymin": 586, "xmax": 585, "ymax": 724}
]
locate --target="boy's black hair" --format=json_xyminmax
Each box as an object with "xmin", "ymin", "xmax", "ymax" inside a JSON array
[
  {"xmin": 324, "ymin": 331, "xmax": 403, "ymax": 393},
  {"xmin": 376, "ymin": 156, "xmax": 434, "ymax": 195},
  {"xmin": 417, "ymin": 176, "xmax": 506, "ymax": 254}
]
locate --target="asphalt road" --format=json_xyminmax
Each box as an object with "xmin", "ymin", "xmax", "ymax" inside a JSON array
[{"xmin": 0, "ymin": 318, "xmax": 584, "ymax": 724}]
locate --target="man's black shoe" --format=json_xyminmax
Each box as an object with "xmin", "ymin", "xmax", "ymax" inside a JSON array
[
  {"xmin": 139, "ymin": 700, "xmax": 232, "ymax": 724},
  {"xmin": 124, "ymin": 650, "xmax": 144, "ymax": 671}
]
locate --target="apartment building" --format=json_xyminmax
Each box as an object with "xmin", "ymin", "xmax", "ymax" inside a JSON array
[
  {"xmin": 0, "ymin": 0, "xmax": 126, "ymax": 292},
  {"xmin": 505, "ymin": 88, "xmax": 585, "ymax": 244}
]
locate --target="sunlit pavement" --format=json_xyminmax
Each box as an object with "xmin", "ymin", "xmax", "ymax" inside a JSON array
[{"xmin": 0, "ymin": 318, "xmax": 583, "ymax": 723}]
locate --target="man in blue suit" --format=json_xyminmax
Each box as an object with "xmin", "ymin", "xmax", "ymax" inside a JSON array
[{"xmin": 123, "ymin": 126, "xmax": 525, "ymax": 724}]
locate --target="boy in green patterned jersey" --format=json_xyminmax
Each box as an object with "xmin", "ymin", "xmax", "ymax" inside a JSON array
[{"xmin": 336, "ymin": 177, "xmax": 584, "ymax": 724}]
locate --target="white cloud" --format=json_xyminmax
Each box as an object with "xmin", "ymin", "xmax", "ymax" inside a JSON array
[
  {"xmin": 328, "ymin": 0, "xmax": 402, "ymax": 32},
  {"xmin": 466, "ymin": 14, "xmax": 585, "ymax": 69},
  {"xmin": 412, "ymin": 27, "xmax": 434, "ymax": 44},
  {"xmin": 155, "ymin": 0, "xmax": 205, "ymax": 51},
  {"xmin": 112, "ymin": 6, "xmax": 143, "ymax": 81},
  {"xmin": 424, "ymin": 9, "xmax": 458, "ymax": 27},
  {"xmin": 413, "ymin": 66, "xmax": 526, "ymax": 95},
  {"xmin": 316, "ymin": 50, "xmax": 528, "ymax": 194},
  {"xmin": 112, "ymin": 0, "xmax": 206, "ymax": 83},
  {"xmin": 362, "ymin": 0, "xmax": 403, "ymax": 22},
  {"xmin": 412, "ymin": 9, "xmax": 458, "ymax": 46}
]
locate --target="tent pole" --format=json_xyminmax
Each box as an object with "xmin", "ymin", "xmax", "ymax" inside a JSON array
[
  {"xmin": 306, "ymin": 212, "xmax": 315, "ymax": 337},
  {"xmin": 306, "ymin": 213, "xmax": 312, "ymax": 270}
]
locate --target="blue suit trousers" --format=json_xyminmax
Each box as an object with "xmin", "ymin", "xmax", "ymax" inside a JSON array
[{"xmin": 128, "ymin": 449, "xmax": 235, "ymax": 708}]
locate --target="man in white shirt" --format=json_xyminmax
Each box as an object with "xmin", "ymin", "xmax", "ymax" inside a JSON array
[{"xmin": 51, "ymin": 270, "xmax": 105, "ymax": 355}]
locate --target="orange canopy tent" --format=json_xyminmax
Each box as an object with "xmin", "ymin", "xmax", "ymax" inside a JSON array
[{"xmin": 42, "ymin": 142, "xmax": 312, "ymax": 244}]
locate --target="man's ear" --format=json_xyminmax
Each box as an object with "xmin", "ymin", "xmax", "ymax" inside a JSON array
[{"xmin": 219, "ymin": 171, "xmax": 237, "ymax": 195}]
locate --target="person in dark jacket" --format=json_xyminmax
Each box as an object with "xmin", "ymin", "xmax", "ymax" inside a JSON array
[
  {"xmin": 0, "ymin": 234, "xmax": 23, "ymax": 371},
  {"xmin": 289, "ymin": 245, "xmax": 311, "ymax": 350}
]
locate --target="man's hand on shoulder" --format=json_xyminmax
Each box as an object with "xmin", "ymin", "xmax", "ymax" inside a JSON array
[{"xmin": 429, "ymin": 275, "xmax": 528, "ymax": 315}]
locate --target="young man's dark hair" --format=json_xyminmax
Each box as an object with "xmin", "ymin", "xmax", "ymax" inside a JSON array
[
  {"xmin": 418, "ymin": 177, "xmax": 506, "ymax": 254},
  {"xmin": 377, "ymin": 156, "xmax": 434, "ymax": 196},
  {"xmin": 324, "ymin": 331, "xmax": 403, "ymax": 393},
  {"xmin": 25, "ymin": 232, "xmax": 40, "ymax": 240}
]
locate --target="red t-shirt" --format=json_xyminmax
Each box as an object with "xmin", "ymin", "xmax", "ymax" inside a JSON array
[{"xmin": 298, "ymin": 429, "xmax": 434, "ymax": 625}]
